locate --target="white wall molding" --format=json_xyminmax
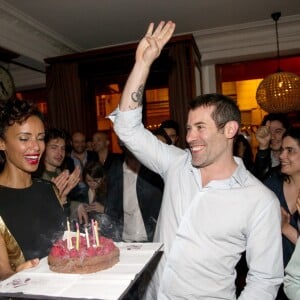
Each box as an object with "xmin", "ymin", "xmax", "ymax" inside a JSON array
[
  {"xmin": 1, "ymin": 0, "xmax": 300, "ymax": 91},
  {"xmin": 0, "ymin": 0, "xmax": 81, "ymax": 64},
  {"xmin": 13, "ymin": 67, "xmax": 45, "ymax": 91},
  {"xmin": 193, "ymin": 14, "xmax": 300, "ymax": 65}
]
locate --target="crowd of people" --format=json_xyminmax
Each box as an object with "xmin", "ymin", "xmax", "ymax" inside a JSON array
[{"xmin": 0, "ymin": 20, "xmax": 300, "ymax": 300}]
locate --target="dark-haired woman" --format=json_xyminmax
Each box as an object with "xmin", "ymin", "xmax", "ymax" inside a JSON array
[
  {"xmin": 75, "ymin": 161, "xmax": 107, "ymax": 224},
  {"xmin": 264, "ymin": 127, "xmax": 300, "ymax": 299},
  {"xmin": 0, "ymin": 99, "xmax": 65, "ymax": 280}
]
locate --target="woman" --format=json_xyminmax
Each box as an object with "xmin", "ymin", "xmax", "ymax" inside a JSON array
[
  {"xmin": 74, "ymin": 161, "xmax": 120, "ymax": 240},
  {"xmin": 0, "ymin": 99, "xmax": 65, "ymax": 280},
  {"xmin": 76, "ymin": 161, "xmax": 107, "ymax": 225},
  {"xmin": 264, "ymin": 127, "xmax": 300, "ymax": 299}
]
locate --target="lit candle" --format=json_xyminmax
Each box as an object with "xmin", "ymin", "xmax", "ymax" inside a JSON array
[
  {"xmin": 85, "ymin": 226, "xmax": 90, "ymax": 248},
  {"xmin": 76, "ymin": 222, "xmax": 80, "ymax": 250},
  {"xmin": 94, "ymin": 220, "xmax": 99, "ymax": 247}
]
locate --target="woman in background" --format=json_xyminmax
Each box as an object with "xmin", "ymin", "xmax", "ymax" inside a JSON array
[
  {"xmin": 0, "ymin": 99, "xmax": 65, "ymax": 280},
  {"xmin": 75, "ymin": 161, "xmax": 119, "ymax": 239},
  {"xmin": 264, "ymin": 127, "xmax": 300, "ymax": 300},
  {"xmin": 76, "ymin": 161, "xmax": 107, "ymax": 224}
]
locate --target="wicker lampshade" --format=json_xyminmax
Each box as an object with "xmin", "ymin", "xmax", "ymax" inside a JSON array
[
  {"xmin": 256, "ymin": 71, "xmax": 300, "ymax": 113},
  {"xmin": 256, "ymin": 12, "xmax": 300, "ymax": 113}
]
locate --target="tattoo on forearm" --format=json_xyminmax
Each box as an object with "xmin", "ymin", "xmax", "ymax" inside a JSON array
[{"xmin": 131, "ymin": 84, "xmax": 144, "ymax": 106}]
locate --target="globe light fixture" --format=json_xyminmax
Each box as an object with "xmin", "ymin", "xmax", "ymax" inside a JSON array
[{"xmin": 256, "ymin": 12, "xmax": 300, "ymax": 113}]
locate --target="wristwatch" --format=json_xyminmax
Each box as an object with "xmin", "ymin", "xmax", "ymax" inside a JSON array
[{"xmin": 0, "ymin": 66, "xmax": 15, "ymax": 101}]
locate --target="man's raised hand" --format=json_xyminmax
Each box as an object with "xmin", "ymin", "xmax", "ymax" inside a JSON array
[{"xmin": 136, "ymin": 21, "xmax": 176, "ymax": 67}]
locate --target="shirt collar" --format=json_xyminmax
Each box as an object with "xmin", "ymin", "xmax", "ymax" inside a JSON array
[
  {"xmin": 230, "ymin": 156, "xmax": 249, "ymax": 187},
  {"xmin": 188, "ymin": 155, "xmax": 248, "ymax": 189}
]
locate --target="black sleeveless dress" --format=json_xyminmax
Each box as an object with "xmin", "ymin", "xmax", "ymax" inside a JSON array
[{"xmin": 0, "ymin": 178, "xmax": 65, "ymax": 260}]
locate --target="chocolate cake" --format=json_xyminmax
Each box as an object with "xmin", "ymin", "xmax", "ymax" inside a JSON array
[{"xmin": 48, "ymin": 235, "xmax": 120, "ymax": 274}]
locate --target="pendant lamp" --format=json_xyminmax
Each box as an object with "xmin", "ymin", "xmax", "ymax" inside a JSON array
[{"xmin": 256, "ymin": 12, "xmax": 300, "ymax": 113}]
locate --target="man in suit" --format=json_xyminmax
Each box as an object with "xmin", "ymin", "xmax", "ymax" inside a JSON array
[{"xmin": 77, "ymin": 145, "xmax": 164, "ymax": 243}]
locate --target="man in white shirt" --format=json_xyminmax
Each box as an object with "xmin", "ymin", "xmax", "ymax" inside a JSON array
[
  {"xmin": 104, "ymin": 146, "xmax": 164, "ymax": 242},
  {"xmin": 122, "ymin": 153, "xmax": 148, "ymax": 242},
  {"xmin": 111, "ymin": 21, "xmax": 283, "ymax": 299}
]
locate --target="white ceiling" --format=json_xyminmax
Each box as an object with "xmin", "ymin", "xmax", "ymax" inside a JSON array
[
  {"xmin": 1, "ymin": 0, "xmax": 300, "ymax": 90},
  {"xmin": 4, "ymin": 0, "xmax": 300, "ymax": 49}
]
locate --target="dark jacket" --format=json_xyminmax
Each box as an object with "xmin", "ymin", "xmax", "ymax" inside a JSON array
[
  {"xmin": 105, "ymin": 156, "xmax": 164, "ymax": 242},
  {"xmin": 264, "ymin": 170, "xmax": 299, "ymax": 268},
  {"xmin": 254, "ymin": 148, "xmax": 272, "ymax": 181}
]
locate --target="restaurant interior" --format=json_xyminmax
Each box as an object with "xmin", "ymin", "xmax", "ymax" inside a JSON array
[{"xmin": 0, "ymin": 1, "xmax": 300, "ymax": 153}]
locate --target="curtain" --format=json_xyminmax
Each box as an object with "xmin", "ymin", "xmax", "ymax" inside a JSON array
[
  {"xmin": 168, "ymin": 43, "xmax": 194, "ymax": 149},
  {"xmin": 46, "ymin": 62, "xmax": 95, "ymax": 137}
]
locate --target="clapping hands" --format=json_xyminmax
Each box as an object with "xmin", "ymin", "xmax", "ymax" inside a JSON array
[{"xmin": 51, "ymin": 166, "xmax": 81, "ymax": 205}]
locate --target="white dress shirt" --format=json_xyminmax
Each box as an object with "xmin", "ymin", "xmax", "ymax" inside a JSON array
[
  {"xmin": 112, "ymin": 107, "xmax": 283, "ymax": 300},
  {"xmin": 122, "ymin": 161, "xmax": 147, "ymax": 242}
]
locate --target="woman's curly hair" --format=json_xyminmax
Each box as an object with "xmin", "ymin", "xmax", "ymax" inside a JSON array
[{"xmin": 0, "ymin": 99, "xmax": 44, "ymax": 139}]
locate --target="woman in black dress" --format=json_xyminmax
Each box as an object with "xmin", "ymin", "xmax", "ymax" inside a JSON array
[{"xmin": 0, "ymin": 99, "xmax": 66, "ymax": 280}]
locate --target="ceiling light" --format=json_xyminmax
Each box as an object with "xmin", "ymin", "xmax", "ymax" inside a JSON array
[{"xmin": 256, "ymin": 12, "xmax": 300, "ymax": 113}]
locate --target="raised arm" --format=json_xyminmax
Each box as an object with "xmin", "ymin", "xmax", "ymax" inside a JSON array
[{"xmin": 119, "ymin": 21, "xmax": 175, "ymax": 111}]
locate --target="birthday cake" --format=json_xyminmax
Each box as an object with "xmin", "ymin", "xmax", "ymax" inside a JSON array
[{"xmin": 48, "ymin": 235, "xmax": 120, "ymax": 274}]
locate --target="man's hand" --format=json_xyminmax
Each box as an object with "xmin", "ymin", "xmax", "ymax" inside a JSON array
[
  {"xmin": 255, "ymin": 125, "xmax": 271, "ymax": 150},
  {"xmin": 119, "ymin": 21, "xmax": 175, "ymax": 111},
  {"xmin": 135, "ymin": 21, "xmax": 176, "ymax": 67}
]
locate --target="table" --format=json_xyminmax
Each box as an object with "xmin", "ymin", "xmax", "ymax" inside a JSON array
[{"xmin": 0, "ymin": 242, "xmax": 163, "ymax": 300}]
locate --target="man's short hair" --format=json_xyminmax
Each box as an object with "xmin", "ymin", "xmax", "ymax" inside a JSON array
[
  {"xmin": 261, "ymin": 113, "xmax": 290, "ymax": 130},
  {"xmin": 45, "ymin": 128, "xmax": 69, "ymax": 144},
  {"xmin": 189, "ymin": 93, "xmax": 241, "ymax": 131}
]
